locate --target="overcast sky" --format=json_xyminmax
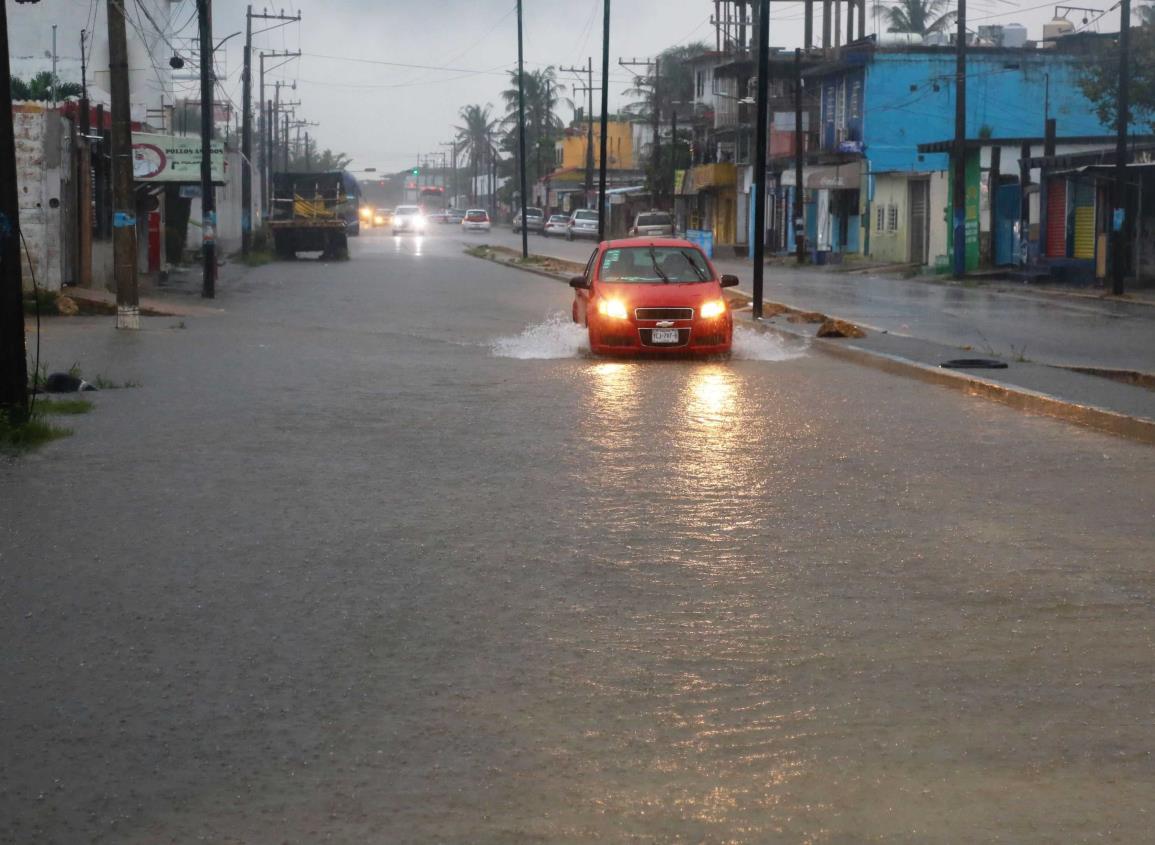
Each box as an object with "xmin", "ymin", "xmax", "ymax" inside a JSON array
[
  {"xmin": 201, "ymin": 0, "xmax": 1095, "ymax": 173},
  {"xmin": 9, "ymin": 0, "xmax": 1118, "ymax": 172}
]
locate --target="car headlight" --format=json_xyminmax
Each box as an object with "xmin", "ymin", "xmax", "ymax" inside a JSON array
[
  {"xmin": 360, "ymin": 208, "xmax": 372, "ymax": 219},
  {"xmin": 699, "ymin": 299, "xmax": 727, "ymax": 319},
  {"xmin": 596, "ymin": 299, "xmax": 629, "ymax": 320}
]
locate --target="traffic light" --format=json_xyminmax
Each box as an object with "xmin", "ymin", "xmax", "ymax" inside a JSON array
[{"xmin": 411, "ymin": 167, "xmax": 420, "ymax": 176}]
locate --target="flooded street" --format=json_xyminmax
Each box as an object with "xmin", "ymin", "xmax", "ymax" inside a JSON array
[{"xmin": 2, "ymin": 232, "xmax": 1153, "ymax": 842}]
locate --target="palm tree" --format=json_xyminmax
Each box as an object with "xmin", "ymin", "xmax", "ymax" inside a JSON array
[
  {"xmin": 455, "ymin": 104, "xmax": 499, "ymax": 205},
  {"xmin": 884, "ymin": 0, "xmax": 956, "ymax": 34},
  {"xmin": 1139, "ymin": 3, "xmax": 1155, "ymax": 27},
  {"xmin": 500, "ymin": 68, "xmax": 568, "ymax": 195}
]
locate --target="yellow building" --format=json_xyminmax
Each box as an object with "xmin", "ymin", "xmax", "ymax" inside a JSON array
[{"xmin": 554, "ymin": 120, "xmax": 639, "ymax": 171}]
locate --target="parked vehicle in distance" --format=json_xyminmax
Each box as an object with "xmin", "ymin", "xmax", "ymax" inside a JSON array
[
  {"xmin": 462, "ymin": 209, "xmax": 491, "ymax": 232},
  {"xmin": 269, "ymin": 170, "xmax": 359, "ymax": 258},
  {"xmin": 392, "ymin": 205, "xmax": 426, "ymax": 234},
  {"xmin": 629, "ymin": 210, "xmax": 675, "ymax": 238},
  {"xmin": 567, "ymin": 208, "xmax": 599, "ymax": 240},
  {"xmin": 543, "ymin": 214, "xmax": 570, "ymax": 237},
  {"xmin": 512, "ymin": 207, "xmax": 544, "ymax": 234},
  {"xmin": 373, "ymin": 208, "xmax": 393, "ymax": 227},
  {"xmin": 428, "ymin": 209, "xmax": 450, "ymax": 224},
  {"xmin": 569, "ymin": 238, "xmax": 738, "ymax": 356},
  {"xmin": 446, "ymin": 208, "xmax": 466, "ymax": 224}
]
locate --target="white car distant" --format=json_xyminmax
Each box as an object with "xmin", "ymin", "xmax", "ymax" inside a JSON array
[
  {"xmin": 543, "ymin": 214, "xmax": 570, "ymax": 237},
  {"xmin": 462, "ymin": 208, "xmax": 491, "ymax": 232},
  {"xmin": 392, "ymin": 205, "xmax": 426, "ymax": 234},
  {"xmin": 567, "ymin": 208, "xmax": 599, "ymax": 240}
]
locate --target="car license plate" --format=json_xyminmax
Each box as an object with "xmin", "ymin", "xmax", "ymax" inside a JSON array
[{"xmin": 651, "ymin": 329, "xmax": 679, "ymax": 344}]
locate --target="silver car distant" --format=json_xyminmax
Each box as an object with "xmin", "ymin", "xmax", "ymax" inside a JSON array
[
  {"xmin": 512, "ymin": 207, "xmax": 544, "ymax": 234},
  {"xmin": 543, "ymin": 214, "xmax": 570, "ymax": 237},
  {"xmin": 461, "ymin": 208, "xmax": 491, "ymax": 232},
  {"xmin": 629, "ymin": 210, "xmax": 675, "ymax": 237},
  {"xmin": 567, "ymin": 208, "xmax": 599, "ymax": 240}
]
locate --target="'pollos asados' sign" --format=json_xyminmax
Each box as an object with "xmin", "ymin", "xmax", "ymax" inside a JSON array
[{"xmin": 131, "ymin": 133, "xmax": 226, "ymax": 184}]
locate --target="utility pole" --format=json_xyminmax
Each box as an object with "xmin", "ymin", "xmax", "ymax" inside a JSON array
[
  {"xmin": 51, "ymin": 24, "xmax": 58, "ymax": 107},
  {"xmin": 197, "ymin": 0, "xmax": 216, "ymax": 299},
  {"xmin": 794, "ymin": 47, "xmax": 805, "ymax": 264},
  {"xmin": 1111, "ymin": 0, "xmax": 1131, "ymax": 295},
  {"xmin": 670, "ymin": 108, "xmax": 678, "ymax": 216},
  {"xmin": 78, "ymin": 29, "xmax": 93, "ymax": 287},
  {"xmin": 598, "ymin": 0, "xmax": 611, "ymax": 240},
  {"xmin": 108, "ymin": 0, "xmax": 139, "ymax": 329},
  {"xmin": 951, "ymin": 0, "xmax": 967, "ymax": 278},
  {"xmin": 621, "ymin": 57, "xmax": 662, "ymax": 205},
  {"xmin": 440, "ymin": 140, "xmax": 458, "ymax": 206},
  {"xmin": 242, "ymin": 8, "xmax": 300, "ymax": 255},
  {"xmin": 258, "ymin": 50, "xmax": 299, "ymax": 218},
  {"xmin": 752, "ymin": 0, "xmax": 770, "ymax": 318},
  {"xmin": 0, "ymin": 0, "xmax": 29, "ymax": 418},
  {"xmin": 561, "ymin": 59, "xmax": 598, "ymax": 207},
  {"xmin": 516, "ymin": 0, "xmax": 528, "ymax": 258}
]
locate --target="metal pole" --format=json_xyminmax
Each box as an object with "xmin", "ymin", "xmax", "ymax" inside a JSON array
[
  {"xmin": 652, "ymin": 58, "xmax": 661, "ymax": 204},
  {"xmin": 752, "ymin": 0, "xmax": 770, "ymax": 319},
  {"xmin": 0, "ymin": 0, "xmax": 29, "ymax": 418},
  {"xmin": 794, "ymin": 47, "xmax": 805, "ymax": 264},
  {"xmin": 516, "ymin": 0, "xmax": 529, "ymax": 258},
  {"xmin": 107, "ymin": 0, "xmax": 139, "ymax": 329},
  {"xmin": 587, "ymin": 57, "xmax": 595, "ymax": 204},
  {"xmin": 51, "ymin": 25, "xmax": 58, "ymax": 108},
  {"xmin": 241, "ymin": 5, "xmax": 252, "ymax": 254},
  {"xmin": 1111, "ymin": 0, "xmax": 1131, "ymax": 295},
  {"xmin": 951, "ymin": 0, "xmax": 967, "ymax": 278},
  {"xmin": 78, "ymin": 30, "xmax": 93, "ymax": 288},
  {"xmin": 198, "ymin": 0, "xmax": 216, "ymax": 298},
  {"xmin": 598, "ymin": 0, "xmax": 611, "ymax": 240},
  {"xmin": 670, "ymin": 108, "xmax": 677, "ymax": 214}
]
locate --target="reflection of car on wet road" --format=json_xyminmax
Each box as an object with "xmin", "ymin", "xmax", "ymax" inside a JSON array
[
  {"xmin": 392, "ymin": 205, "xmax": 425, "ymax": 234},
  {"xmin": 569, "ymin": 238, "xmax": 738, "ymax": 356}
]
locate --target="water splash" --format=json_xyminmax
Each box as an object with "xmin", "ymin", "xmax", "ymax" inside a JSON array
[
  {"xmin": 730, "ymin": 326, "xmax": 807, "ymax": 361},
  {"xmin": 491, "ymin": 313, "xmax": 590, "ymax": 359}
]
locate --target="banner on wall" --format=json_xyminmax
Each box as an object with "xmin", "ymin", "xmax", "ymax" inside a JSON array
[{"xmin": 131, "ymin": 133, "xmax": 226, "ymax": 184}]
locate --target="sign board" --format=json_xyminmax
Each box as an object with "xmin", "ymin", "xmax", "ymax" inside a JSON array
[{"xmin": 131, "ymin": 133, "xmax": 226, "ymax": 184}]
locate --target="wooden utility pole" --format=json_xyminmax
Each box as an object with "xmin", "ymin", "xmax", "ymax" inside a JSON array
[
  {"xmin": 1111, "ymin": 0, "xmax": 1131, "ymax": 295},
  {"xmin": 794, "ymin": 48, "xmax": 806, "ymax": 264},
  {"xmin": 951, "ymin": 0, "xmax": 967, "ymax": 278},
  {"xmin": 516, "ymin": 0, "xmax": 528, "ymax": 258},
  {"xmin": 598, "ymin": 0, "xmax": 611, "ymax": 240},
  {"xmin": 197, "ymin": 0, "xmax": 216, "ymax": 299},
  {"xmin": 108, "ymin": 0, "xmax": 139, "ymax": 329},
  {"xmin": 241, "ymin": 5, "xmax": 253, "ymax": 254},
  {"xmin": 0, "ymin": 0, "xmax": 29, "ymax": 418},
  {"xmin": 752, "ymin": 0, "xmax": 770, "ymax": 318},
  {"xmin": 78, "ymin": 29, "xmax": 93, "ymax": 287}
]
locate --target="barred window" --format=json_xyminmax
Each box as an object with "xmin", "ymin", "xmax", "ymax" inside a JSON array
[
  {"xmin": 876, "ymin": 205, "xmax": 886, "ymax": 231},
  {"xmin": 887, "ymin": 204, "xmax": 899, "ymax": 231}
]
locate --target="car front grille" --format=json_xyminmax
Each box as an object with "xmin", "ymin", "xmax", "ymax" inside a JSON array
[
  {"xmin": 635, "ymin": 307, "xmax": 694, "ymax": 321},
  {"xmin": 599, "ymin": 334, "xmax": 634, "ymax": 347},
  {"xmin": 639, "ymin": 328, "xmax": 690, "ymax": 347},
  {"xmin": 692, "ymin": 333, "xmax": 727, "ymax": 346}
]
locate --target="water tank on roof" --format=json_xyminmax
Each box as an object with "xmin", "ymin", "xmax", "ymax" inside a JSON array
[
  {"xmin": 1042, "ymin": 16, "xmax": 1075, "ymax": 45},
  {"xmin": 879, "ymin": 31, "xmax": 925, "ymax": 47},
  {"xmin": 1003, "ymin": 23, "xmax": 1028, "ymax": 48}
]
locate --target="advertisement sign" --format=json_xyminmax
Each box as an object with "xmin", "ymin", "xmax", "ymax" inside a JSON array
[{"xmin": 131, "ymin": 133, "xmax": 226, "ymax": 184}]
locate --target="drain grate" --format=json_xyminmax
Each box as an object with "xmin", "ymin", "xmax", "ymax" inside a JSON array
[{"xmin": 940, "ymin": 358, "xmax": 1009, "ymax": 370}]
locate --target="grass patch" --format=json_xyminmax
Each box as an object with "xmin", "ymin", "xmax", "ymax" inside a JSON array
[
  {"xmin": 91, "ymin": 375, "xmax": 141, "ymax": 389},
  {"xmin": 240, "ymin": 249, "xmax": 274, "ymax": 267},
  {"xmin": 0, "ymin": 409, "xmax": 72, "ymax": 452},
  {"xmin": 36, "ymin": 398, "xmax": 94, "ymax": 415},
  {"xmin": 464, "ymin": 244, "xmax": 493, "ymax": 259},
  {"xmin": 23, "ymin": 289, "xmax": 60, "ymax": 314}
]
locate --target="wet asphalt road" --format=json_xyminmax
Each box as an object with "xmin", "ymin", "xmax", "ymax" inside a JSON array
[{"xmin": 2, "ymin": 230, "xmax": 1154, "ymax": 843}]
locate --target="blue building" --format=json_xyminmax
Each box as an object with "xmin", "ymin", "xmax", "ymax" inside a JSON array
[{"xmin": 784, "ymin": 36, "xmax": 1118, "ymax": 268}]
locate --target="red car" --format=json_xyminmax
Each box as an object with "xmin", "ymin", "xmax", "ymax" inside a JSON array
[{"xmin": 569, "ymin": 238, "xmax": 738, "ymax": 356}]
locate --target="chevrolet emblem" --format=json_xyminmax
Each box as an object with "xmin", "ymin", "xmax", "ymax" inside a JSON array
[{"xmin": 656, "ymin": 320, "xmax": 675, "ymax": 328}]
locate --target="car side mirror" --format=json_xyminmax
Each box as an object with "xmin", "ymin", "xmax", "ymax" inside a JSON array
[
  {"xmin": 720, "ymin": 274, "xmax": 740, "ymax": 288},
  {"xmin": 569, "ymin": 275, "xmax": 590, "ymax": 290}
]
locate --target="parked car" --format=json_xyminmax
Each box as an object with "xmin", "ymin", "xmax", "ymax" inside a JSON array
[
  {"xmin": 392, "ymin": 205, "xmax": 426, "ymax": 234},
  {"xmin": 462, "ymin": 209, "xmax": 491, "ymax": 232},
  {"xmin": 428, "ymin": 209, "xmax": 451, "ymax": 224},
  {"xmin": 446, "ymin": 208, "xmax": 466, "ymax": 224},
  {"xmin": 512, "ymin": 207, "xmax": 544, "ymax": 234},
  {"xmin": 569, "ymin": 238, "xmax": 738, "ymax": 356},
  {"xmin": 567, "ymin": 208, "xmax": 599, "ymax": 240},
  {"xmin": 543, "ymin": 214, "xmax": 570, "ymax": 237},
  {"xmin": 629, "ymin": 210, "xmax": 675, "ymax": 238}
]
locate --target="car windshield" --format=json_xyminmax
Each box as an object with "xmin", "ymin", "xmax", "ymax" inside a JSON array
[
  {"xmin": 548, "ymin": 216, "xmax": 567, "ymax": 223},
  {"xmin": 395, "ymin": 206, "xmax": 419, "ymax": 215},
  {"xmin": 526, "ymin": 208, "xmax": 543, "ymax": 218},
  {"xmin": 573, "ymin": 211, "xmax": 597, "ymax": 221},
  {"xmin": 599, "ymin": 246, "xmax": 710, "ymax": 283},
  {"xmin": 636, "ymin": 213, "xmax": 671, "ymax": 226}
]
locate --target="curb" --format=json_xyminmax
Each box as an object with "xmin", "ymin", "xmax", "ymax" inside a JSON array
[{"xmin": 743, "ymin": 314, "xmax": 1155, "ymax": 445}]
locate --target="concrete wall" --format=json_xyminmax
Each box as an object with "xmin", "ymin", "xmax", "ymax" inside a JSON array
[
  {"xmin": 13, "ymin": 103, "xmax": 75, "ymax": 292},
  {"xmin": 870, "ymin": 174, "xmax": 909, "ymax": 263}
]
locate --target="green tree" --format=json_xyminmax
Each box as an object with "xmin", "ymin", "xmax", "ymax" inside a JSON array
[
  {"xmin": 286, "ymin": 147, "xmax": 352, "ymax": 172},
  {"xmin": 884, "ymin": 0, "xmax": 956, "ymax": 34},
  {"xmin": 455, "ymin": 103, "xmax": 500, "ymax": 205},
  {"xmin": 1139, "ymin": 3, "xmax": 1155, "ymax": 27},
  {"xmin": 10, "ymin": 71, "xmax": 83, "ymax": 102},
  {"xmin": 1078, "ymin": 24, "xmax": 1155, "ymax": 133}
]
